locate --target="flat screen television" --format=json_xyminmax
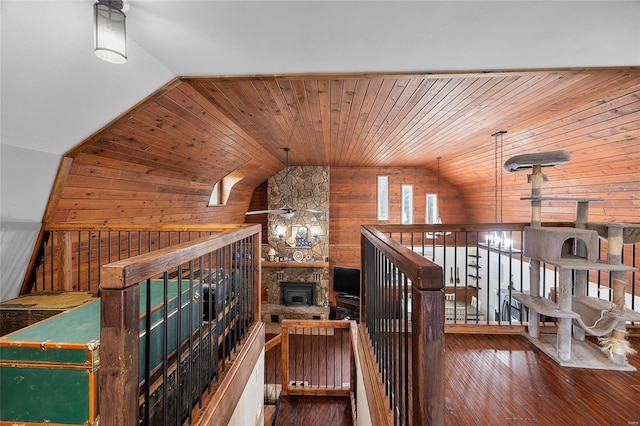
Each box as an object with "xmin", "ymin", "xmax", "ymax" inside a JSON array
[{"xmin": 333, "ymin": 265, "xmax": 360, "ymax": 298}]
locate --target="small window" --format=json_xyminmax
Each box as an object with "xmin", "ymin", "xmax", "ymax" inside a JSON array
[
  {"xmin": 208, "ymin": 181, "xmax": 222, "ymax": 206},
  {"xmin": 402, "ymin": 184, "xmax": 413, "ymax": 224},
  {"xmin": 377, "ymin": 176, "xmax": 389, "ymax": 221},
  {"xmin": 426, "ymin": 193, "xmax": 438, "ymax": 224},
  {"xmin": 208, "ymin": 160, "xmax": 260, "ymax": 207}
]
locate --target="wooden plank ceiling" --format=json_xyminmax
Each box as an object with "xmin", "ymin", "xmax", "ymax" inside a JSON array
[{"xmin": 56, "ymin": 68, "xmax": 640, "ymax": 225}]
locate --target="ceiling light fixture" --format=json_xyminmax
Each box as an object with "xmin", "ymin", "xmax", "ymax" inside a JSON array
[{"xmin": 94, "ymin": 0, "xmax": 127, "ymax": 64}]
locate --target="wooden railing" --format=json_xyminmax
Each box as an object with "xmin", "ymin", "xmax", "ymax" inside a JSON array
[
  {"xmin": 264, "ymin": 320, "xmax": 358, "ymax": 424},
  {"xmin": 358, "ymin": 221, "xmax": 640, "ymax": 424},
  {"xmin": 99, "ymin": 224, "xmax": 261, "ymax": 426},
  {"xmin": 374, "ymin": 222, "xmax": 639, "ymax": 327},
  {"xmin": 21, "ymin": 223, "xmax": 250, "ymax": 295},
  {"xmin": 360, "ymin": 225, "xmax": 445, "ymax": 425}
]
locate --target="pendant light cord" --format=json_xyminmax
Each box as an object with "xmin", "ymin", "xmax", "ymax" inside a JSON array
[{"xmin": 491, "ymin": 131, "xmax": 507, "ymax": 223}]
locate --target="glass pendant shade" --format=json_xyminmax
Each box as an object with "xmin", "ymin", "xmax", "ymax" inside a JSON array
[{"xmin": 94, "ymin": 2, "xmax": 127, "ymax": 64}]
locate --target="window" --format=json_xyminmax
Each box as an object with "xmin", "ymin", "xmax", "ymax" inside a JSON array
[
  {"xmin": 208, "ymin": 181, "xmax": 222, "ymax": 206},
  {"xmin": 426, "ymin": 193, "xmax": 438, "ymax": 224},
  {"xmin": 401, "ymin": 184, "xmax": 413, "ymax": 224},
  {"xmin": 377, "ymin": 176, "xmax": 389, "ymax": 220},
  {"xmin": 208, "ymin": 160, "xmax": 260, "ymax": 207}
]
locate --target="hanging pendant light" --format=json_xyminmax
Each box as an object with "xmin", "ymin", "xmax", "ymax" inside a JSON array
[
  {"xmin": 491, "ymin": 130, "xmax": 507, "ymax": 223},
  {"xmin": 94, "ymin": 0, "xmax": 127, "ymax": 64},
  {"xmin": 436, "ymin": 156, "xmax": 442, "ymax": 224}
]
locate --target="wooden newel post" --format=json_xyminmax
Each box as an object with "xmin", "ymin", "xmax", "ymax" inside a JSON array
[
  {"xmin": 54, "ymin": 230, "xmax": 74, "ymax": 291},
  {"xmin": 411, "ymin": 286, "xmax": 445, "ymax": 425},
  {"xmin": 99, "ymin": 285, "xmax": 140, "ymax": 426}
]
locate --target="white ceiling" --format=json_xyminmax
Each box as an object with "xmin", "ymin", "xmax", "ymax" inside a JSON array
[{"xmin": 1, "ymin": 0, "xmax": 639, "ymax": 156}]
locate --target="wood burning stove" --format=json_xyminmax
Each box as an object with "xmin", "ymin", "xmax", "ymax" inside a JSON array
[{"xmin": 280, "ymin": 281, "xmax": 315, "ymax": 306}]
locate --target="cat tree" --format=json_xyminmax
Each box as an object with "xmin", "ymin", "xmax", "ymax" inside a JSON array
[{"xmin": 504, "ymin": 150, "xmax": 640, "ymax": 370}]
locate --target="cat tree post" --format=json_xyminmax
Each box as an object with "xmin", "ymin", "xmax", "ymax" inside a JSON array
[
  {"xmin": 527, "ymin": 163, "xmax": 544, "ymax": 337},
  {"xmin": 573, "ymin": 201, "xmax": 590, "ymax": 342},
  {"xmin": 606, "ymin": 223, "xmax": 630, "ymax": 365}
]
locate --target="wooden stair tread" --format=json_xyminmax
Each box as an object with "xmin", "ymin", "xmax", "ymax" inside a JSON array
[{"xmin": 512, "ymin": 293, "xmax": 579, "ymax": 318}]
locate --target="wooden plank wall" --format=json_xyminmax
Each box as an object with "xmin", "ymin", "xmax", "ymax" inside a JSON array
[
  {"xmin": 51, "ymin": 80, "xmax": 282, "ymax": 227},
  {"xmin": 34, "ymin": 72, "xmax": 640, "ymax": 295},
  {"xmin": 329, "ymin": 166, "xmax": 468, "ymax": 270},
  {"xmin": 244, "ymin": 181, "xmax": 268, "ymax": 244}
]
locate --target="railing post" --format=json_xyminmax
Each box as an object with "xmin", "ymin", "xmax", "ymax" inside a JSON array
[
  {"xmin": 54, "ymin": 230, "xmax": 74, "ymax": 291},
  {"xmin": 411, "ymin": 286, "xmax": 445, "ymax": 425},
  {"xmin": 253, "ymin": 231, "xmax": 262, "ymax": 316},
  {"xmin": 99, "ymin": 283, "xmax": 140, "ymax": 426}
]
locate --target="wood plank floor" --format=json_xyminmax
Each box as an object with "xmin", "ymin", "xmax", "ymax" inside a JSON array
[
  {"xmin": 445, "ymin": 334, "xmax": 640, "ymax": 425},
  {"xmin": 273, "ymin": 395, "xmax": 353, "ymax": 426},
  {"xmin": 267, "ymin": 333, "xmax": 640, "ymax": 425}
]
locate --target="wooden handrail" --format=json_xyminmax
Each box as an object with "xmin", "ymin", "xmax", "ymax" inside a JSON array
[
  {"xmin": 99, "ymin": 224, "xmax": 261, "ymax": 426},
  {"xmin": 361, "ymin": 224, "xmax": 446, "ymax": 425},
  {"xmin": 265, "ymin": 333, "xmax": 282, "ymax": 352},
  {"xmin": 361, "ymin": 225, "xmax": 442, "ymax": 290},
  {"xmin": 100, "ymin": 224, "xmax": 260, "ymax": 289},
  {"xmin": 369, "ymin": 221, "xmax": 572, "ymax": 234},
  {"xmin": 42, "ymin": 223, "xmax": 249, "ymax": 232}
]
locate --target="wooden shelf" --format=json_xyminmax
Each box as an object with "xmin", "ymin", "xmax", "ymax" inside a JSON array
[{"xmin": 262, "ymin": 261, "xmax": 329, "ymax": 268}]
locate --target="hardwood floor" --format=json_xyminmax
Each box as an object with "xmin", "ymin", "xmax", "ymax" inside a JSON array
[
  {"xmin": 445, "ymin": 334, "xmax": 640, "ymax": 425},
  {"xmin": 273, "ymin": 395, "xmax": 353, "ymax": 426},
  {"xmin": 267, "ymin": 333, "xmax": 640, "ymax": 425}
]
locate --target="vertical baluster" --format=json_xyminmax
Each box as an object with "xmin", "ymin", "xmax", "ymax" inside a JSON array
[
  {"xmin": 87, "ymin": 231, "xmax": 92, "ymax": 291},
  {"xmin": 143, "ymin": 278, "xmax": 152, "ymax": 424},
  {"xmin": 186, "ymin": 261, "xmax": 194, "ymax": 424},
  {"xmin": 175, "ymin": 266, "xmax": 182, "ymax": 425},
  {"xmin": 77, "ymin": 231, "xmax": 82, "ymax": 290},
  {"xmin": 162, "ymin": 272, "xmax": 169, "ymax": 425}
]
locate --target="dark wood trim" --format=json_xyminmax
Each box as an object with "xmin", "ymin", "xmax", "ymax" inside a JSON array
[
  {"xmin": 54, "ymin": 231, "xmax": 73, "ymax": 291},
  {"xmin": 361, "ymin": 225, "xmax": 443, "ymax": 290},
  {"xmin": 181, "ymin": 67, "xmax": 640, "ymax": 83},
  {"xmin": 100, "ymin": 225, "xmax": 260, "ymax": 289},
  {"xmin": 265, "ymin": 333, "xmax": 281, "ymax": 352},
  {"xmin": 411, "ymin": 288, "xmax": 445, "ymax": 425},
  {"xmin": 99, "ymin": 285, "xmax": 140, "ymax": 426},
  {"xmin": 43, "ymin": 223, "xmax": 250, "ymax": 232}
]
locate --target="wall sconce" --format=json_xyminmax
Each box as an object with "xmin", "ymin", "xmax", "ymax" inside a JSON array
[
  {"xmin": 276, "ymin": 226, "xmax": 284, "ymax": 240},
  {"xmin": 94, "ymin": 0, "xmax": 127, "ymax": 64},
  {"xmin": 311, "ymin": 227, "xmax": 319, "ymax": 240}
]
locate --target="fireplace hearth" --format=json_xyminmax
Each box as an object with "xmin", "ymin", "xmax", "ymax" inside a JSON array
[{"xmin": 281, "ymin": 281, "xmax": 316, "ymax": 306}]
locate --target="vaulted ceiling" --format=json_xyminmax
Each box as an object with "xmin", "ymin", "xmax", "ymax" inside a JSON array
[
  {"xmin": 61, "ymin": 68, "xmax": 640, "ymax": 225},
  {"xmin": 3, "ymin": 1, "xmax": 640, "ymax": 227}
]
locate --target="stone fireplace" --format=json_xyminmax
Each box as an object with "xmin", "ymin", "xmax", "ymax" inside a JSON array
[
  {"xmin": 261, "ymin": 165, "xmax": 330, "ymax": 306},
  {"xmin": 280, "ymin": 281, "xmax": 315, "ymax": 306}
]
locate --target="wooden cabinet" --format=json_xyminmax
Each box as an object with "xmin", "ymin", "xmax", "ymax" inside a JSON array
[
  {"xmin": 335, "ymin": 295, "xmax": 360, "ymax": 322},
  {"xmin": 445, "ymin": 285, "xmax": 477, "ymax": 305}
]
